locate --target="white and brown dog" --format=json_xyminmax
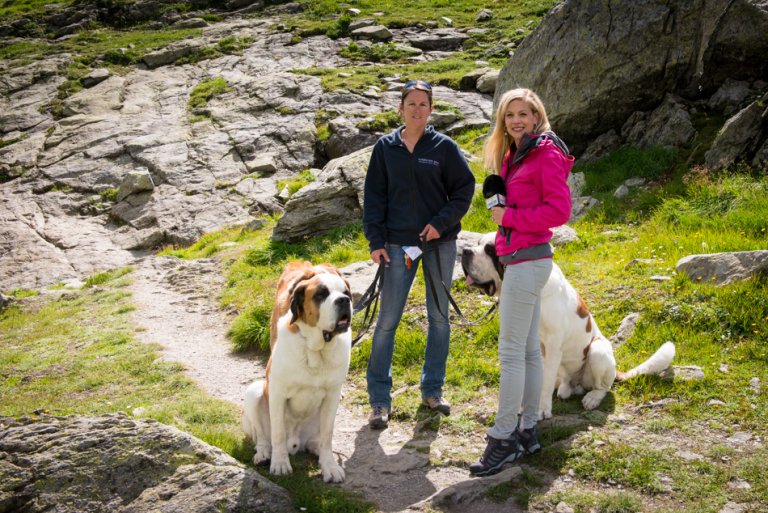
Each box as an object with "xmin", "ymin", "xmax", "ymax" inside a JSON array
[
  {"xmin": 461, "ymin": 232, "xmax": 675, "ymax": 419},
  {"xmin": 242, "ymin": 261, "xmax": 353, "ymax": 483}
]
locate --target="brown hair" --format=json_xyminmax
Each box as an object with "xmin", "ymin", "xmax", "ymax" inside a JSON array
[{"xmin": 401, "ymin": 80, "xmax": 433, "ymax": 106}]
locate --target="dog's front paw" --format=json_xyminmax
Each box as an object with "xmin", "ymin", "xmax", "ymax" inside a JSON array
[
  {"xmin": 322, "ymin": 462, "xmax": 345, "ymax": 483},
  {"xmin": 537, "ymin": 397, "xmax": 553, "ymax": 420},
  {"xmin": 252, "ymin": 444, "xmax": 271, "ymax": 465},
  {"xmin": 270, "ymin": 457, "xmax": 293, "ymax": 476},
  {"xmin": 582, "ymin": 389, "xmax": 607, "ymax": 410}
]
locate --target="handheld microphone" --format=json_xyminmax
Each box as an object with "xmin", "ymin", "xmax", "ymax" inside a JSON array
[{"xmin": 483, "ymin": 175, "xmax": 506, "ymax": 209}]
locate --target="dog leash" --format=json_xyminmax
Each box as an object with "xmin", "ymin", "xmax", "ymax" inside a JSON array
[
  {"xmin": 350, "ymin": 264, "xmax": 383, "ymax": 347},
  {"xmin": 350, "ymin": 242, "xmax": 496, "ymax": 346},
  {"xmin": 419, "ymin": 239, "xmax": 497, "ymax": 327}
]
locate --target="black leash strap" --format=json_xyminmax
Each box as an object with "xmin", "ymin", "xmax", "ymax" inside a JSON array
[
  {"xmin": 420, "ymin": 239, "xmax": 497, "ymax": 327},
  {"xmin": 351, "ymin": 265, "xmax": 383, "ymax": 347}
]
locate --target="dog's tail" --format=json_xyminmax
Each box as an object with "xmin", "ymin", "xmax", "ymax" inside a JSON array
[{"xmin": 616, "ymin": 341, "xmax": 675, "ymax": 381}]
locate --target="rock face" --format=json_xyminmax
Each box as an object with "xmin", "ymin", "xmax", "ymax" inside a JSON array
[
  {"xmin": 495, "ymin": 0, "xmax": 768, "ymax": 153},
  {"xmin": 0, "ymin": 413, "xmax": 295, "ymax": 513},
  {"xmin": 0, "ymin": 15, "xmax": 495, "ymax": 291}
]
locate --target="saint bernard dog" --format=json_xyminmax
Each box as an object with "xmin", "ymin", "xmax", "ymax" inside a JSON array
[
  {"xmin": 242, "ymin": 261, "xmax": 353, "ymax": 483},
  {"xmin": 461, "ymin": 232, "xmax": 675, "ymax": 419}
]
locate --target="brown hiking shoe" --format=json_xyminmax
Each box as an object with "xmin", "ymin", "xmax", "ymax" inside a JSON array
[{"xmin": 422, "ymin": 396, "xmax": 451, "ymax": 415}]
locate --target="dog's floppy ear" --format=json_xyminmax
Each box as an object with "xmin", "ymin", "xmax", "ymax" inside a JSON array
[
  {"xmin": 290, "ymin": 281, "xmax": 308, "ymax": 325},
  {"xmin": 484, "ymin": 241, "xmax": 504, "ymax": 281}
]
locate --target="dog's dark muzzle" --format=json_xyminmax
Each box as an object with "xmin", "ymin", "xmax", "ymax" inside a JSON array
[
  {"xmin": 461, "ymin": 251, "xmax": 496, "ymax": 296},
  {"xmin": 323, "ymin": 296, "xmax": 352, "ymax": 342}
]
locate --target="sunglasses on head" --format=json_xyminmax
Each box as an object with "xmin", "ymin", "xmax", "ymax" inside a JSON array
[{"xmin": 403, "ymin": 80, "xmax": 432, "ymax": 90}]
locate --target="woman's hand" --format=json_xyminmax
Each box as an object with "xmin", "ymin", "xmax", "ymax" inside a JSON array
[
  {"xmin": 419, "ymin": 224, "xmax": 441, "ymax": 241},
  {"xmin": 491, "ymin": 206, "xmax": 507, "ymax": 226},
  {"xmin": 371, "ymin": 248, "xmax": 390, "ymax": 266}
]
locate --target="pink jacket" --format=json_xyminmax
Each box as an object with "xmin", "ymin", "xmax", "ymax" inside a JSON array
[{"xmin": 495, "ymin": 135, "xmax": 574, "ymax": 257}]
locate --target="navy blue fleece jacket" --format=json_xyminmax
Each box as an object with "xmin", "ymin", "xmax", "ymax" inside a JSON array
[{"xmin": 363, "ymin": 125, "xmax": 475, "ymax": 251}]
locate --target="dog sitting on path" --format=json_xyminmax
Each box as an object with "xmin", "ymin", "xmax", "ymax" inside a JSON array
[
  {"xmin": 461, "ymin": 232, "xmax": 675, "ymax": 419},
  {"xmin": 242, "ymin": 261, "xmax": 353, "ymax": 483}
]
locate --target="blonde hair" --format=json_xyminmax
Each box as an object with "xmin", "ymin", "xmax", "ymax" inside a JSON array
[{"xmin": 483, "ymin": 88, "xmax": 551, "ymax": 174}]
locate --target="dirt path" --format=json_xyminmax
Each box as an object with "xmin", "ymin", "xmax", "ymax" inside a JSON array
[
  {"xmin": 128, "ymin": 255, "xmax": 523, "ymax": 513},
  {"xmin": 129, "ymin": 255, "xmax": 261, "ymax": 403}
]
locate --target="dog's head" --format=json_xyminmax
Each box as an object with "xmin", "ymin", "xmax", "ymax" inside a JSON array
[
  {"xmin": 461, "ymin": 232, "xmax": 504, "ymax": 296},
  {"xmin": 289, "ymin": 268, "xmax": 352, "ymax": 346}
]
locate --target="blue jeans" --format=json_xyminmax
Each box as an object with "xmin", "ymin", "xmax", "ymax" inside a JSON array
[
  {"xmin": 367, "ymin": 240, "xmax": 457, "ymax": 409},
  {"xmin": 488, "ymin": 258, "xmax": 553, "ymax": 439}
]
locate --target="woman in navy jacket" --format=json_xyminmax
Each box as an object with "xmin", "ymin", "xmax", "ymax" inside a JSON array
[{"xmin": 362, "ymin": 80, "xmax": 475, "ymax": 429}]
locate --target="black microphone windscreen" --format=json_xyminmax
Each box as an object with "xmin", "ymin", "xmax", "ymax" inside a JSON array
[{"xmin": 482, "ymin": 175, "xmax": 506, "ymax": 198}]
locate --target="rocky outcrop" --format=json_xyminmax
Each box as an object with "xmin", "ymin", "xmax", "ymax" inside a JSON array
[
  {"xmin": 705, "ymin": 91, "xmax": 768, "ymax": 170},
  {"xmin": 0, "ymin": 412, "xmax": 295, "ymax": 513},
  {"xmin": 495, "ymin": 0, "xmax": 768, "ymax": 153},
  {"xmin": 0, "ymin": 15, "xmax": 499, "ymax": 291},
  {"xmin": 676, "ymin": 251, "xmax": 768, "ymax": 285}
]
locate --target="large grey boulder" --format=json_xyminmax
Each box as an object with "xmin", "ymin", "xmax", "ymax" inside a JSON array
[
  {"xmin": 494, "ymin": 0, "xmax": 768, "ymax": 153},
  {"xmin": 0, "ymin": 413, "xmax": 295, "ymax": 513},
  {"xmin": 272, "ymin": 146, "xmax": 371, "ymax": 242}
]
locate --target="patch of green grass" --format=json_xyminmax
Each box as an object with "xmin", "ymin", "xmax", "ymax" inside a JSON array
[
  {"xmin": 84, "ymin": 267, "xmax": 133, "ymax": 288},
  {"xmin": 277, "ymin": 169, "xmax": 317, "ymax": 198},
  {"xmin": 569, "ymin": 438, "xmax": 674, "ymax": 493},
  {"xmin": 177, "ymin": 35, "xmax": 255, "ymax": 65},
  {"xmin": 0, "ymin": 0, "xmax": 75, "ymax": 22},
  {"xmin": 99, "ymin": 188, "xmax": 119, "ymax": 202},
  {"xmin": 160, "ymin": 225, "xmax": 255, "ymax": 259},
  {"xmin": 3, "ymin": 26, "xmax": 203, "ymax": 67},
  {"xmin": 228, "ymin": 303, "xmax": 272, "ymax": 352},
  {"xmin": 433, "ymin": 99, "xmax": 464, "ymax": 118},
  {"xmin": 1, "ymin": 272, "xmax": 209, "ymax": 421},
  {"xmin": 357, "ymin": 109, "xmax": 401, "ymax": 132},
  {"xmin": 534, "ymin": 489, "xmax": 645, "ymax": 513},
  {"xmin": 188, "ymin": 76, "xmax": 232, "ymax": 115},
  {"xmin": 339, "ymin": 41, "xmax": 418, "ymax": 63},
  {"xmin": 298, "ymin": 56, "xmax": 491, "ymax": 94}
]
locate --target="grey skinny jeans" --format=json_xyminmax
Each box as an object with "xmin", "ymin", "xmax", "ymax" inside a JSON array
[{"xmin": 487, "ymin": 257, "xmax": 553, "ymax": 439}]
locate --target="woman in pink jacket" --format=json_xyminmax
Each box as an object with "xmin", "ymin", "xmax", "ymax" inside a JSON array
[{"xmin": 470, "ymin": 88, "xmax": 574, "ymax": 476}]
